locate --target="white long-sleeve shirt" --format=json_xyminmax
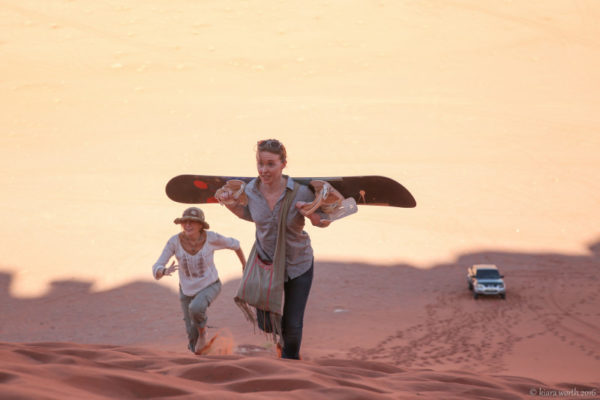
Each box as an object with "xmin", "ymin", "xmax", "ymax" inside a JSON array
[{"xmin": 152, "ymin": 231, "xmax": 240, "ymax": 296}]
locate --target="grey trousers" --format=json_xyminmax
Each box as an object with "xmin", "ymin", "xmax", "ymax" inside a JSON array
[{"xmin": 179, "ymin": 279, "xmax": 222, "ymax": 352}]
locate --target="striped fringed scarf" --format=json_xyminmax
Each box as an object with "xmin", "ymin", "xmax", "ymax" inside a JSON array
[{"xmin": 234, "ymin": 182, "xmax": 299, "ymax": 345}]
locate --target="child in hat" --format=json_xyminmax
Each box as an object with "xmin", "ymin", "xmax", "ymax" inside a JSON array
[{"xmin": 152, "ymin": 207, "xmax": 245, "ymax": 354}]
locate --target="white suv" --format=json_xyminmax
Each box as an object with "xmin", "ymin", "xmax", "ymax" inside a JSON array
[{"xmin": 467, "ymin": 264, "xmax": 506, "ymax": 299}]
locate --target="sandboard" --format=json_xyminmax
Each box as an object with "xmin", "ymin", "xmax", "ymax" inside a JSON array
[{"xmin": 166, "ymin": 175, "xmax": 416, "ymax": 208}]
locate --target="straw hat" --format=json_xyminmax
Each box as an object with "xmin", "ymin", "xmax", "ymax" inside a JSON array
[{"xmin": 174, "ymin": 207, "xmax": 210, "ymax": 229}]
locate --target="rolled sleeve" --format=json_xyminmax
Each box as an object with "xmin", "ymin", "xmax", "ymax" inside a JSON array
[{"xmin": 208, "ymin": 231, "xmax": 241, "ymax": 251}]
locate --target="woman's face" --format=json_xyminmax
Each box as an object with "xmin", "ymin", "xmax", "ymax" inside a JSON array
[
  {"xmin": 181, "ymin": 220, "xmax": 202, "ymax": 236},
  {"xmin": 257, "ymin": 150, "xmax": 286, "ymax": 185}
]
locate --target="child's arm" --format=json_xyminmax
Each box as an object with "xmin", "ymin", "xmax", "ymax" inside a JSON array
[
  {"xmin": 235, "ymin": 247, "xmax": 246, "ymax": 271},
  {"xmin": 210, "ymin": 232, "xmax": 246, "ymax": 270},
  {"xmin": 153, "ymin": 238, "xmax": 177, "ymax": 279}
]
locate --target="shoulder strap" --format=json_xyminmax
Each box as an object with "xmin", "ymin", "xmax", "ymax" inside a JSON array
[
  {"xmin": 272, "ymin": 181, "xmax": 300, "ymax": 276},
  {"xmin": 279, "ymin": 181, "xmax": 300, "ymax": 221}
]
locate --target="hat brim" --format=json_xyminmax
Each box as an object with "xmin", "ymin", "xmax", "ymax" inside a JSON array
[{"xmin": 174, "ymin": 217, "xmax": 210, "ymax": 229}]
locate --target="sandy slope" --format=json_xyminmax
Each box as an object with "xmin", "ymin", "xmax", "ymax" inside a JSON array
[
  {"xmin": 1, "ymin": 0, "xmax": 599, "ymax": 398},
  {"xmin": 1, "ymin": 248, "xmax": 599, "ymax": 398},
  {"xmin": 0, "ymin": 342, "xmax": 556, "ymax": 400}
]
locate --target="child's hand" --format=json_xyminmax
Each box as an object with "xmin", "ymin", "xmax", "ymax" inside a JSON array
[{"xmin": 163, "ymin": 260, "xmax": 178, "ymax": 276}]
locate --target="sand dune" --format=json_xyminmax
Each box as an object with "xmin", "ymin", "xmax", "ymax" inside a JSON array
[
  {"xmin": 1, "ymin": 245, "xmax": 599, "ymax": 397},
  {"xmin": 3, "ymin": 341, "xmax": 592, "ymax": 400},
  {"xmin": 2, "ymin": 0, "xmax": 600, "ymax": 398}
]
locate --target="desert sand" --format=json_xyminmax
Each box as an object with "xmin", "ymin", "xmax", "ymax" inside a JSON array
[{"xmin": 1, "ymin": 0, "xmax": 599, "ymax": 398}]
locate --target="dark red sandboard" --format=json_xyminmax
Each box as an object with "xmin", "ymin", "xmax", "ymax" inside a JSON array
[{"xmin": 166, "ymin": 175, "xmax": 416, "ymax": 208}]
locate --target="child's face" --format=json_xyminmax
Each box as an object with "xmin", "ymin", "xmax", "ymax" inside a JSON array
[{"xmin": 181, "ymin": 220, "xmax": 202, "ymax": 236}]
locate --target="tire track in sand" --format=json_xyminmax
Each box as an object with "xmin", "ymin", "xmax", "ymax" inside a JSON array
[
  {"xmin": 349, "ymin": 286, "xmax": 525, "ymax": 374},
  {"xmin": 347, "ymin": 260, "xmax": 600, "ymax": 371}
]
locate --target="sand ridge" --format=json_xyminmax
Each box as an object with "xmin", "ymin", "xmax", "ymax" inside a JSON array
[{"xmin": 3, "ymin": 341, "xmax": 593, "ymax": 400}]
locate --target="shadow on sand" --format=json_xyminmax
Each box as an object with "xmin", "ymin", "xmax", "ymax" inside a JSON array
[{"xmin": 1, "ymin": 239, "xmax": 598, "ymax": 373}]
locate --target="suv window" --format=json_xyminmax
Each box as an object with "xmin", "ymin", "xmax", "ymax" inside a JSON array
[{"xmin": 476, "ymin": 269, "xmax": 500, "ymax": 279}]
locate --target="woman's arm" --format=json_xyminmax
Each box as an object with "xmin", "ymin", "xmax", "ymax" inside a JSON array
[
  {"xmin": 224, "ymin": 202, "xmax": 250, "ymax": 220},
  {"xmin": 216, "ymin": 189, "xmax": 252, "ymax": 221}
]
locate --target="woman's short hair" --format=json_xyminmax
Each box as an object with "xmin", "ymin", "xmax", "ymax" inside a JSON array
[{"xmin": 257, "ymin": 139, "xmax": 287, "ymax": 163}]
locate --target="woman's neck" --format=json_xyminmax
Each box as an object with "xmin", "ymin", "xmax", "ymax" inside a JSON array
[{"xmin": 261, "ymin": 176, "xmax": 286, "ymax": 193}]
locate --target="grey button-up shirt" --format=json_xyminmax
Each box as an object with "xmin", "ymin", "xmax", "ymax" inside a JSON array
[{"xmin": 236, "ymin": 175, "xmax": 319, "ymax": 280}]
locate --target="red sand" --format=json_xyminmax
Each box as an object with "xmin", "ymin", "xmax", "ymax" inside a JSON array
[
  {"xmin": 2, "ymin": 252, "xmax": 599, "ymax": 398},
  {"xmin": 1, "ymin": 0, "xmax": 599, "ymax": 398}
]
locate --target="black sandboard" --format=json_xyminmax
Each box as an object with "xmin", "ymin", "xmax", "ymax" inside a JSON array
[{"xmin": 166, "ymin": 175, "xmax": 416, "ymax": 208}]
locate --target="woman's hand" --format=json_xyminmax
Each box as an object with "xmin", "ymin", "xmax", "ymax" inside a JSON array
[
  {"xmin": 296, "ymin": 201, "xmax": 331, "ymax": 227},
  {"xmin": 295, "ymin": 201, "xmax": 308, "ymax": 211},
  {"xmin": 215, "ymin": 189, "xmax": 231, "ymax": 203}
]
